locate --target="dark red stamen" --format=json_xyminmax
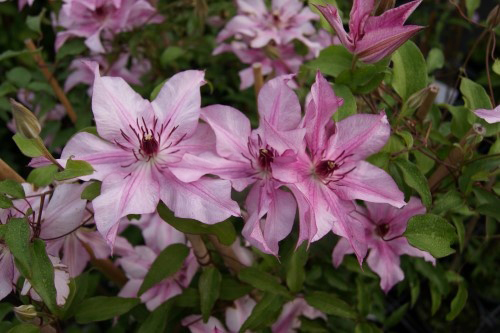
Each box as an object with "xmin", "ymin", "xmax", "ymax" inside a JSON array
[{"xmin": 375, "ymin": 223, "xmax": 390, "ymax": 238}]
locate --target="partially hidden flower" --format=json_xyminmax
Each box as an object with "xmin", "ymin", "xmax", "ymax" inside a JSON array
[
  {"xmin": 118, "ymin": 216, "xmax": 198, "ymax": 310},
  {"xmin": 18, "ymin": 0, "xmax": 34, "ymax": 10},
  {"xmin": 65, "ymin": 53, "xmax": 151, "ymax": 95},
  {"xmin": 315, "ymin": 0, "xmax": 423, "ymax": 63},
  {"xmin": 333, "ymin": 197, "xmax": 435, "ymax": 292},
  {"xmin": 474, "ymin": 105, "xmax": 500, "ymax": 124},
  {"xmin": 170, "ymin": 75, "xmax": 305, "ymax": 255},
  {"xmin": 273, "ymin": 72, "xmax": 405, "ymax": 261},
  {"xmin": 49, "ymin": 62, "xmax": 239, "ymax": 247},
  {"xmin": 183, "ymin": 296, "xmax": 325, "ymax": 333},
  {"xmin": 55, "ymin": 0, "xmax": 163, "ymax": 53}
]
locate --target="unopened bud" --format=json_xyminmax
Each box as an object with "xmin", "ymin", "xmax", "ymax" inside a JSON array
[
  {"xmin": 487, "ymin": 5, "xmax": 500, "ymax": 28},
  {"xmin": 10, "ymin": 98, "xmax": 41, "ymax": 139},
  {"xmin": 473, "ymin": 123, "xmax": 486, "ymax": 136},
  {"xmin": 375, "ymin": 0, "xmax": 396, "ymax": 15},
  {"xmin": 14, "ymin": 304, "xmax": 38, "ymax": 322}
]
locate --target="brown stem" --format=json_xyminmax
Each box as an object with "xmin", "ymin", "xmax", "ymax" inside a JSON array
[
  {"xmin": 416, "ymin": 84, "xmax": 439, "ymax": 122},
  {"xmin": 24, "ymin": 39, "xmax": 77, "ymax": 124},
  {"xmin": 0, "ymin": 159, "xmax": 25, "ymax": 182},
  {"xmin": 80, "ymin": 241, "xmax": 127, "ymax": 287},
  {"xmin": 186, "ymin": 234, "xmax": 211, "ymax": 267},
  {"xmin": 485, "ymin": 32, "xmax": 495, "ymax": 106},
  {"xmin": 252, "ymin": 63, "xmax": 264, "ymax": 99},
  {"xmin": 208, "ymin": 235, "xmax": 246, "ymax": 274}
]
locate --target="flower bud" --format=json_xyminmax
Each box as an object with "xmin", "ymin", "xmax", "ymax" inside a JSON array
[
  {"xmin": 9, "ymin": 98, "xmax": 41, "ymax": 139},
  {"xmin": 14, "ymin": 304, "xmax": 38, "ymax": 322},
  {"xmin": 487, "ymin": 5, "xmax": 500, "ymax": 28}
]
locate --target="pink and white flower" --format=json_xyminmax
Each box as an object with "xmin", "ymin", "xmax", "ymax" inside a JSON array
[
  {"xmin": 474, "ymin": 105, "xmax": 500, "ymax": 124},
  {"xmin": 55, "ymin": 0, "xmax": 163, "ymax": 53},
  {"xmin": 273, "ymin": 72, "xmax": 405, "ymax": 260},
  {"xmin": 53, "ymin": 63, "xmax": 240, "ymax": 247},
  {"xmin": 333, "ymin": 197, "xmax": 435, "ymax": 292},
  {"xmin": 316, "ymin": 0, "xmax": 423, "ymax": 63}
]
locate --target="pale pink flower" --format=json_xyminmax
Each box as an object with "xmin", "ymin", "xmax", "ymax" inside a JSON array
[
  {"xmin": 21, "ymin": 255, "xmax": 70, "ymax": 306},
  {"xmin": 118, "ymin": 221, "xmax": 198, "ymax": 310},
  {"xmin": 474, "ymin": 105, "xmax": 500, "ymax": 124},
  {"xmin": 273, "ymin": 72, "xmax": 405, "ymax": 260},
  {"xmin": 55, "ymin": 0, "xmax": 163, "ymax": 53},
  {"xmin": 316, "ymin": 0, "xmax": 423, "ymax": 63},
  {"xmin": 65, "ymin": 53, "xmax": 151, "ymax": 95},
  {"xmin": 18, "ymin": 0, "xmax": 34, "ymax": 10},
  {"xmin": 183, "ymin": 296, "xmax": 324, "ymax": 333},
  {"xmin": 333, "ymin": 197, "xmax": 435, "ymax": 292},
  {"xmin": 170, "ymin": 76, "xmax": 305, "ymax": 255},
  {"xmin": 0, "ymin": 245, "xmax": 15, "ymax": 301},
  {"xmin": 54, "ymin": 63, "xmax": 240, "ymax": 247}
]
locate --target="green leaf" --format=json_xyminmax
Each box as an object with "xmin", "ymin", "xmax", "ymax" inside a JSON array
[
  {"xmin": 0, "ymin": 82, "xmax": 17, "ymax": 97},
  {"xmin": 157, "ymin": 202, "xmax": 236, "ymax": 245},
  {"xmin": 305, "ymin": 45, "xmax": 353, "ymax": 77},
  {"xmin": 476, "ymin": 203, "xmax": 500, "ymax": 220},
  {"xmin": 0, "ymin": 49, "xmax": 33, "ymax": 62},
  {"xmin": 6, "ymin": 67, "xmax": 32, "ymax": 88},
  {"xmin": 0, "ymin": 194, "xmax": 13, "ymax": 209},
  {"xmin": 7, "ymin": 323, "xmax": 40, "ymax": 333},
  {"xmin": 238, "ymin": 267, "xmax": 291, "ymax": 297},
  {"xmin": 56, "ymin": 40, "xmax": 87, "ymax": 61},
  {"xmin": 493, "ymin": 59, "xmax": 500, "ymax": 76},
  {"xmin": 150, "ymin": 79, "xmax": 167, "ymax": 100},
  {"xmin": 460, "ymin": 77, "xmax": 492, "ymax": 111},
  {"xmin": 384, "ymin": 303, "xmax": 409, "ymax": 329},
  {"xmin": 447, "ymin": 105, "xmax": 471, "ymax": 139},
  {"xmin": 415, "ymin": 259, "xmax": 449, "ymax": 295},
  {"xmin": 26, "ymin": 8, "xmax": 46, "ymax": 34},
  {"xmin": 285, "ymin": 243, "xmax": 308, "ymax": 293},
  {"xmin": 426, "ymin": 48, "xmax": 444, "ymax": 73},
  {"xmin": 0, "ymin": 179, "xmax": 26, "ymax": 199},
  {"xmin": 0, "ymin": 303, "xmax": 11, "ymax": 321},
  {"xmin": 137, "ymin": 299, "xmax": 173, "ymax": 333},
  {"xmin": 404, "ymin": 214, "xmax": 457, "ymax": 258},
  {"xmin": 5, "ymin": 218, "xmax": 32, "ymax": 277},
  {"xmin": 465, "ymin": 0, "xmax": 480, "ymax": 18},
  {"xmin": 332, "ymin": 84, "xmax": 356, "ymax": 122},
  {"xmin": 446, "ymin": 282, "xmax": 468, "ymax": 321},
  {"xmin": 219, "ymin": 277, "xmax": 253, "ymax": 301},
  {"xmin": 27, "ymin": 165, "xmax": 58, "ymax": 187},
  {"xmin": 199, "ymin": 266, "xmax": 222, "ymax": 322},
  {"xmin": 239, "ymin": 293, "xmax": 285, "ymax": 333},
  {"xmin": 391, "ymin": 41, "xmax": 427, "ymax": 100},
  {"xmin": 304, "ymin": 291, "xmax": 357, "ymax": 319},
  {"xmin": 29, "ymin": 239, "xmax": 58, "ymax": 313},
  {"xmin": 81, "ymin": 181, "xmax": 101, "ymax": 201},
  {"xmin": 430, "ymin": 283, "xmax": 442, "ymax": 316},
  {"xmin": 138, "ymin": 243, "xmax": 189, "ymax": 295},
  {"xmin": 74, "ymin": 297, "xmax": 140, "ymax": 323},
  {"xmin": 433, "ymin": 190, "xmax": 462, "ymax": 215},
  {"xmin": 393, "ymin": 158, "xmax": 432, "ymax": 208},
  {"xmin": 451, "ymin": 216, "xmax": 465, "ymax": 252},
  {"xmin": 55, "ymin": 159, "xmax": 94, "ymax": 181},
  {"xmin": 160, "ymin": 47, "xmax": 185, "ymax": 67},
  {"xmin": 13, "ymin": 134, "xmax": 44, "ymax": 157}
]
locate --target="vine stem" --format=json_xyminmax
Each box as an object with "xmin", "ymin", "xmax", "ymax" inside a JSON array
[{"xmin": 185, "ymin": 234, "xmax": 212, "ymax": 267}]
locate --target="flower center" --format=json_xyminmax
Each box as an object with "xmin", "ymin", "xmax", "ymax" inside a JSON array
[
  {"xmin": 141, "ymin": 133, "xmax": 159, "ymax": 157},
  {"xmin": 258, "ymin": 148, "xmax": 274, "ymax": 172},
  {"xmin": 315, "ymin": 160, "xmax": 338, "ymax": 178},
  {"xmin": 375, "ymin": 223, "xmax": 390, "ymax": 238}
]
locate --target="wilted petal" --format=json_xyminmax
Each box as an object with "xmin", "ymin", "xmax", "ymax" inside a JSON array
[{"xmin": 336, "ymin": 161, "xmax": 405, "ymax": 208}]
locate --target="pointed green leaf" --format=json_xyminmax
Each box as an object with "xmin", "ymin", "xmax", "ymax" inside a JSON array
[
  {"xmin": 27, "ymin": 165, "xmax": 58, "ymax": 187},
  {"xmin": 55, "ymin": 159, "xmax": 94, "ymax": 181},
  {"xmin": 238, "ymin": 267, "xmax": 291, "ymax": 297},
  {"xmin": 394, "ymin": 158, "xmax": 432, "ymax": 208},
  {"xmin": 304, "ymin": 291, "xmax": 357, "ymax": 319},
  {"xmin": 74, "ymin": 297, "xmax": 140, "ymax": 323},
  {"xmin": 446, "ymin": 282, "xmax": 468, "ymax": 321},
  {"xmin": 285, "ymin": 243, "xmax": 308, "ymax": 293},
  {"xmin": 404, "ymin": 214, "xmax": 456, "ymax": 258},
  {"xmin": 81, "ymin": 181, "xmax": 102, "ymax": 201},
  {"xmin": 13, "ymin": 134, "xmax": 43, "ymax": 157},
  {"xmin": 0, "ymin": 180, "xmax": 25, "ymax": 199},
  {"xmin": 391, "ymin": 41, "xmax": 427, "ymax": 100},
  {"xmin": 199, "ymin": 266, "xmax": 222, "ymax": 322},
  {"xmin": 239, "ymin": 293, "xmax": 285, "ymax": 333}
]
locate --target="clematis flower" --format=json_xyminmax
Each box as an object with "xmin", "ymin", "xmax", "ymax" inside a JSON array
[
  {"xmin": 273, "ymin": 72, "xmax": 405, "ymax": 260},
  {"xmin": 315, "ymin": 0, "xmax": 423, "ymax": 63},
  {"xmin": 170, "ymin": 76, "xmax": 305, "ymax": 255},
  {"xmin": 65, "ymin": 53, "xmax": 151, "ymax": 95},
  {"xmin": 53, "ymin": 63, "xmax": 240, "ymax": 247},
  {"xmin": 0, "ymin": 244, "xmax": 15, "ymax": 301},
  {"xmin": 333, "ymin": 197, "xmax": 435, "ymax": 292},
  {"xmin": 118, "ymin": 220, "xmax": 198, "ymax": 310},
  {"xmin": 474, "ymin": 105, "xmax": 500, "ymax": 124},
  {"xmin": 55, "ymin": 0, "xmax": 163, "ymax": 53},
  {"xmin": 183, "ymin": 296, "xmax": 324, "ymax": 333},
  {"xmin": 18, "ymin": 0, "xmax": 34, "ymax": 10}
]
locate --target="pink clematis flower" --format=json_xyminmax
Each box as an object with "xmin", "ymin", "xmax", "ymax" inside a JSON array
[
  {"xmin": 65, "ymin": 53, "xmax": 151, "ymax": 95},
  {"xmin": 333, "ymin": 197, "xmax": 435, "ymax": 292},
  {"xmin": 55, "ymin": 0, "xmax": 163, "ymax": 53},
  {"xmin": 170, "ymin": 76, "xmax": 305, "ymax": 255},
  {"xmin": 315, "ymin": 0, "xmax": 423, "ymax": 63},
  {"xmin": 118, "ymin": 219, "xmax": 198, "ymax": 311},
  {"xmin": 273, "ymin": 72, "xmax": 405, "ymax": 260},
  {"xmin": 54, "ymin": 63, "xmax": 240, "ymax": 247},
  {"xmin": 474, "ymin": 105, "xmax": 500, "ymax": 124},
  {"xmin": 183, "ymin": 296, "xmax": 324, "ymax": 333},
  {"xmin": 18, "ymin": 0, "xmax": 34, "ymax": 10}
]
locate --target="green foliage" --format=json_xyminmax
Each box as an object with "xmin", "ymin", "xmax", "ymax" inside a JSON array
[
  {"xmin": 238, "ymin": 267, "xmax": 291, "ymax": 297},
  {"xmin": 404, "ymin": 214, "xmax": 457, "ymax": 258},
  {"xmin": 391, "ymin": 41, "xmax": 427, "ymax": 100},
  {"xmin": 138, "ymin": 243, "xmax": 189, "ymax": 295},
  {"xmin": 0, "ymin": 179, "xmax": 25, "ymax": 199},
  {"xmin": 74, "ymin": 297, "xmax": 140, "ymax": 323},
  {"xmin": 239, "ymin": 293, "xmax": 285, "ymax": 332},
  {"xmin": 54, "ymin": 159, "xmax": 94, "ymax": 181},
  {"xmin": 81, "ymin": 181, "xmax": 102, "ymax": 201},
  {"xmin": 304, "ymin": 291, "xmax": 357, "ymax": 319},
  {"xmin": 393, "ymin": 158, "xmax": 432, "ymax": 208},
  {"xmin": 199, "ymin": 266, "xmax": 222, "ymax": 322}
]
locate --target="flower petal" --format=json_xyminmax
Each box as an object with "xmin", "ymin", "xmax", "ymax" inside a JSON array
[
  {"xmin": 367, "ymin": 244, "xmax": 404, "ymax": 293},
  {"xmin": 474, "ymin": 105, "xmax": 500, "ymax": 124},
  {"xmin": 0, "ymin": 251, "xmax": 14, "ymax": 300}
]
